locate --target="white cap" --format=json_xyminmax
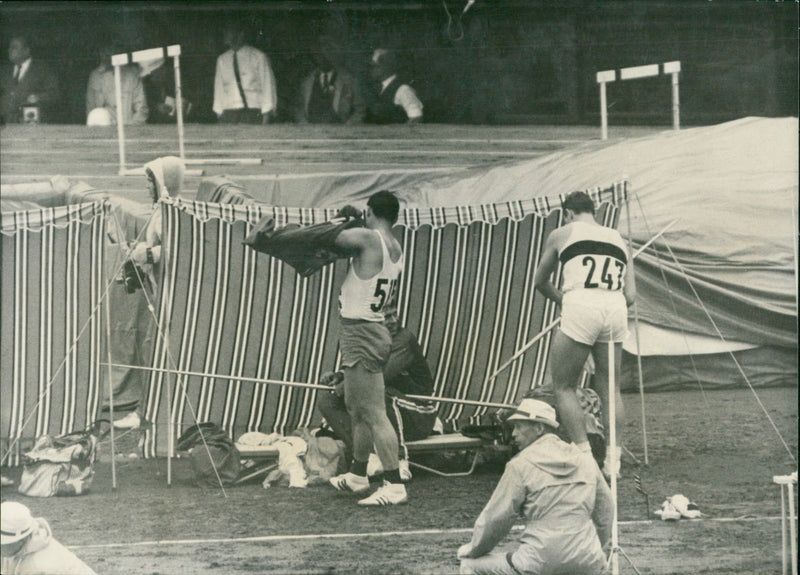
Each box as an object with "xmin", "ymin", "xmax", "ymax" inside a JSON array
[
  {"xmin": 505, "ymin": 398, "xmax": 559, "ymax": 428},
  {"xmin": 0, "ymin": 501, "xmax": 36, "ymax": 545},
  {"xmin": 87, "ymin": 107, "xmax": 115, "ymax": 126}
]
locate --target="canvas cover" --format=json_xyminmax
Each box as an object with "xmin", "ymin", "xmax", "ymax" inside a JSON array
[{"xmin": 0, "ymin": 203, "xmax": 107, "ymax": 465}]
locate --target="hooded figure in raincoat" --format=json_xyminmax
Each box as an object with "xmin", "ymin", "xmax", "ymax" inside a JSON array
[
  {"xmin": 129, "ymin": 155, "xmax": 185, "ymax": 283},
  {"xmin": 0, "ymin": 501, "xmax": 96, "ymax": 575},
  {"xmin": 458, "ymin": 399, "xmax": 613, "ymax": 575}
]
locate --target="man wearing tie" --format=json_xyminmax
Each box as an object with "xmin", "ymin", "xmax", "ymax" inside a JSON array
[
  {"xmin": 297, "ymin": 36, "xmax": 365, "ymax": 124},
  {"xmin": 213, "ymin": 24, "xmax": 278, "ymax": 124},
  {"xmin": 0, "ymin": 35, "xmax": 60, "ymax": 124}
]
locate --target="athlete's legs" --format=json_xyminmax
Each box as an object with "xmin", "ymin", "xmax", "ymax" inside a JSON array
[
  {"xmin": 550, "ymin": 329, "xmax": 593, "ymax": 447},
  {"xmin": 344, "ymin": 363, "xmax": 400, "ymax": 471}
]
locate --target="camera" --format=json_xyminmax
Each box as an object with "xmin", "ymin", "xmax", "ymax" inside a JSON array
[
  {"xmin": 116, "ymin": 260, "xmax": 151, "ymax": 294},
  {"xmin": 21, "ymin": 106, "xmax": 40, "ymax": 124}
]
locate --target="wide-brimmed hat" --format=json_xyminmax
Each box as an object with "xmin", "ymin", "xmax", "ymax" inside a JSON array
[
  {"xmin": 505, "ymin": 398, "xmax": 559, "ymax": 428},
  {"xmin": 0, "ymin": 501, "xmax": 36, "ymax": 545}
]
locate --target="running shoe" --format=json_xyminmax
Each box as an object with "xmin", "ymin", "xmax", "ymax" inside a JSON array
[
  {"xmin": 357, "ymin": 480, "xmax": 408, "ymax": 506},
  {"xmin": 329, "ymin": 472, "xmax": 370, "ymax": 494},
  {"xmin": 113, "ymin": 412, "xmax": 141, "ymax": 429}
]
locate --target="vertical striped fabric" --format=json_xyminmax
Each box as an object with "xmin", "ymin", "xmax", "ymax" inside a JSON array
[
  {"xmin": 1, "ymin": 203, "xmax": 107, "ymax": 466},
  {"xmin": 140, "ymin": 183, "xmax": 627, "ymax": 457}
]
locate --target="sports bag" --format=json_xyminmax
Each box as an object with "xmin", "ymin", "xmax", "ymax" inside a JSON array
[
  {"xmin": 177, "ymin": 422, "xmax": 241, "ymax": 486},
  {"xmin": 18, "ymin": 422, "xmax": 107, "ymax": 497}
]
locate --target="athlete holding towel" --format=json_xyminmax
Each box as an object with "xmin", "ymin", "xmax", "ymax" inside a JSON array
[{"xmin": 328, "ymin": 191, "xmax": 409, "ymax": 506}]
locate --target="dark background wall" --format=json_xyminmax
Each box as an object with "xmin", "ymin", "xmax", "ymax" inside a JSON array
[{"xmin": 0, "ymin": 1, "xmax": 796, "ymax": 125}]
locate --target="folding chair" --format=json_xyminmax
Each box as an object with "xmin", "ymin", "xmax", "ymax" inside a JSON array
[
  {"xmin": 235, "ymin": 443, "xmax": 280, "ymax": 484},
  {"xmin": 405, "ymin": 433, "xmax": 495, "ymax": 477}
]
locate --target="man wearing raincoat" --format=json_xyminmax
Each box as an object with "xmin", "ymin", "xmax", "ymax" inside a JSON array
[{"xmin": 458, "ymin": 398, "xmax": 613, "ymax": 575}]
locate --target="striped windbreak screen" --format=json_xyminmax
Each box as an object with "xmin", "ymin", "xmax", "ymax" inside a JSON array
[
  {"xmin": 1, "ymin": 202, "xmax": 107, "ymax": 465},
  {"xmin": 141, "ymin": 183, "xmax": 626, "ymax": 456}
]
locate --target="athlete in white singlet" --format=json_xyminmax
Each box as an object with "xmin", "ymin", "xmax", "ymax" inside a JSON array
[
  {"xmin": 534, "ymin": 191, "xmax": 635, "ymax": 478},
  {"xmin": 328, "ymin": 190, "xmax": 409, "ymax": 506}
]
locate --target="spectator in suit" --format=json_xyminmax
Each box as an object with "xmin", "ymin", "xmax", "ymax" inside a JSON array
[
  {"xmin": 296, "ymin": 36, "xmax": 365, "ymax": 124},
  {"xmin": 365, "ymin": 48, "xmax": 423, "ymax": 124},
  {"xmin": 0, "ymin": 35, "xmax": 60, "ymax": 124},
  {"xmin": 213, "ymin": 24, "xmax": 278, "ymax": 124},
  {"xmin": 141, "ymin": 56, "xmax": 192, "ymax": 124},
  {"xmin": 86, "ymin": 44, "xmax": 148, "ymax": 126}
]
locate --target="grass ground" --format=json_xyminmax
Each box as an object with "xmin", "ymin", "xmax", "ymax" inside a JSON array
[{"xmin": 1, "ymin": 387, "xmax": 796, "ymax": 574}]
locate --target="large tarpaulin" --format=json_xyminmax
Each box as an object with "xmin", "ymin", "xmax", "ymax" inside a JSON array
[
  {"xmin": 139, "ymin": 185, "xmax": 625, "ymax": 456},
  {"xmin": 243, "ymin": 118, "xmax": 797, "ymax": 353}
]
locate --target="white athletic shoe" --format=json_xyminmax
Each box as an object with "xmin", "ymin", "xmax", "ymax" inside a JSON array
[
  {"xmin": 113, "ymin": 412, "xmax": 141, "ymax": 429},
  {"xmin": 357, "ymin": 480, "xmax": 408, "ymax": 506},
  {"xmin": 329, "ymin": 472, "xmax": 370, "ymax": 494},
  {"xmin": 398, "ymin": 459, "xmax": 412, "ymax": 482}
]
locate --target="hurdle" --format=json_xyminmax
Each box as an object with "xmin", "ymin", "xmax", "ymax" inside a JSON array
[
  {"xmin": 111, "ymin": 45, "xmax": 262, "ymax": 176},
  {"xmin": 773, "ymin": 472, "xmax": 797, "ymax": 575},
  {"xmin": 596, "ymin": 61, "xmax": 681, "ymax": 140}
]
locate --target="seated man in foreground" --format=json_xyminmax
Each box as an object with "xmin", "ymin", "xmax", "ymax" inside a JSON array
[
  {"xmin": 458, "ymin": 398, "xmax": 613, "ymax": 575},
  {"xmin": 317, "ymin": 314, "xmax": 438, "ymax": 481},
  {"xmin": 1, "ymin": 501, "xmax": 96, "ymax": 574}
]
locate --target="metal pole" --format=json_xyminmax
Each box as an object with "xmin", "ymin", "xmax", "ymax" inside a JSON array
[
  {"xmin": 171, "ymin": 49, "xmax": 185, "ymax": 160},
  {"xmin": 671, "ymin": 72, "xmax": 680, "ymax": 131},
  {"xmin": 626, "ymin": 197, "xmax": 649, "ymax": 465},
  {"xmin": 789, "ymin": 481, "xmax": 797, "ymax": 575},
  {"xmin": 608, "ymin": 339, "xmax": 619, "ymax": 575},
  {"xmin": 103, "ymin": 363, "xmax": 519, "ymax": 410},
  {"xmin": 483, "ymin": 318, "xmax": 561, "ymax": 385},
  {"xmin": 103, "ymin": 280, "xmax": 118, "ymax": 490},
  {"xmin": 112, "ymin": 61, "xmax": 127, "ymax": 174},
  {"xmin": 600, "ymin": 81, "xmax": 608, "ymax": 140}
]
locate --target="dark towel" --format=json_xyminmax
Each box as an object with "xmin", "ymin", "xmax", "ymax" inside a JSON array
[{"xmin": 243, "ymin": 214, "xmax": 364, "ymax": 277}]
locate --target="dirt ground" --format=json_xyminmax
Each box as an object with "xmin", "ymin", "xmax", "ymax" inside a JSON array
[{"xmin": 1, "ymin": 387, "xmax": 796, "ymax": 574}]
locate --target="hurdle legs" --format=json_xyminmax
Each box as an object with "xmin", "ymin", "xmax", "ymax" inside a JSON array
[{"xmin": 774, "ymin": 473, "xmax": 798, "ymax": 575}]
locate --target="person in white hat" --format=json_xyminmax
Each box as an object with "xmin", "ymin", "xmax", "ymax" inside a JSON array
[
  {"xmin": 1, "ymin": 501, "xmax": 96, "ymax": 574},
  {"xmin": 458, "ymin": 399, "xmax": 614, "ymax": 575}
]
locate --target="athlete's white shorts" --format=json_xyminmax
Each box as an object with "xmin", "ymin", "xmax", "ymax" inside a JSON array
[{"xmin": 560, "ymin": 289, "xmax": 628, "ymax": 346}]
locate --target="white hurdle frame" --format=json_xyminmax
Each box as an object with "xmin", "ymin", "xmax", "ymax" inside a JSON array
[
  {"xmin": 773, "ymin": 473, "xmax": 797, "ymax": 575},
  {"xmin": 597, "ymin": 61, "xmax": 681, "ymax": 140},
  {"xmin": 112, "ymin": 45, "xmax": 262, "ymax": 176}
]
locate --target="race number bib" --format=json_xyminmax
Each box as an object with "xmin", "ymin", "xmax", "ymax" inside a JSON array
[
  {"xmin": 581, "ymin": 255, "xmax": 625, "ymax": 290},
  {"xmin": 370, "ymin": 278, "xmax": 399, "ymax": 312}
]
